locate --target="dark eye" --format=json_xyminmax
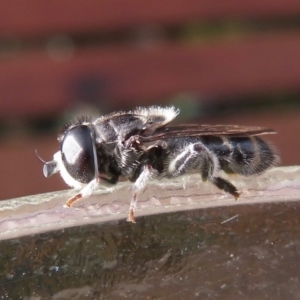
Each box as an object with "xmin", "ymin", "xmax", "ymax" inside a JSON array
[{"xmin": 61, "ymin": 125, "xmax": 96, "ymax": 183}]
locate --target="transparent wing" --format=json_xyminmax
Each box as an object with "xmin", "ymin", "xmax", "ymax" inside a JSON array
[{"xmin": 139, "ymin": 124, "xmax": 276, "ymax": 142}]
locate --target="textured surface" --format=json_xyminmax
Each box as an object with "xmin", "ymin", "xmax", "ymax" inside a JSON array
[
  {"xmin": 0, "ymin": 166, "xmax": 299, "ymax": 241},
  {"xmin": 0, "ymin": 167, "xmax": 300, "ymax": 298}
]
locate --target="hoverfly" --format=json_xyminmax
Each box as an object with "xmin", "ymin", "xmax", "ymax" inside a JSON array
[{"xmin": 40, "ymin": 106, "xmax": 279, "ymax": 222}]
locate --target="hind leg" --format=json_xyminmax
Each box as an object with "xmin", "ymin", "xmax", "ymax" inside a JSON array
[
  {"xmin": 166, "ymin": 143, "xmax": 241, "ymax": 198},
  {"xmin": 210, "ymin": 177, "xmax": 240, "ymax": 199}
]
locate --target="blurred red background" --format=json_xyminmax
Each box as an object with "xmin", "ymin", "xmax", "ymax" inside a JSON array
[{"xmin": 0, "ymin": 0, "xmax": 299, "ymax": 200}]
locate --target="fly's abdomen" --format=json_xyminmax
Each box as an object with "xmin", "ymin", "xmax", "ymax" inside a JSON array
[{"xmin": 226, "ymin": 136, "xmax": 278, "ymax": 176}]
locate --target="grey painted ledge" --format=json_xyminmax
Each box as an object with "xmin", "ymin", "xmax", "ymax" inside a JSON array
[{"xmin": 0, "ymin": 166, "xmax": 299, "ymax": 241}]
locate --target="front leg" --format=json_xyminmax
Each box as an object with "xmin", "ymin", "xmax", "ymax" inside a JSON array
[
  {"xmin": 65, "ymin": 177, "xmax": 100, "ymax": 207},
  {"xmin": 127, "ymin": 164, "xmax": 156, "ymax": 223}
]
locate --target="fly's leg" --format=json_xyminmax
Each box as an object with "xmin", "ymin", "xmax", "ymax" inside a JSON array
[
  {"xmin": 65, "ymin": 193, "xmax": 83, "ymax": 207},
  {"xmin": 65, "ymin": 178, "xmax": 100, "ymax": 207},
  {"xmin": 167, "ymin": 142, "xmax": 241, "ymax": 199},
  {"xmin": 194, "ymin": 144, "xmax": 241, "ymax": 199},
  {"xmin": 127, "ymin": 164, "xmax": 154, "ymax": 223},
  {"xmin": 210, "ymin": 177, "xmax": 241, "ymax": 199}
]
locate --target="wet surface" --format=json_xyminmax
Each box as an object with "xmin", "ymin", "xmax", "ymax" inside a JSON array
[{"xmin": 1, "ymin": 200, "xmax": 300, "ymax": 299}]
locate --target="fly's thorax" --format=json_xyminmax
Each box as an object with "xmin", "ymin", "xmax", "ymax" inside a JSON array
[{"xmin": 93, "ymin": 106, "xmax": 179, "ymax": 144}]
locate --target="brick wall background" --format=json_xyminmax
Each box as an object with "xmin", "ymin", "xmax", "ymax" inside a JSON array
[{"xmin": 0, "ymin": 1, "xmax": 299, "ymax": 200}]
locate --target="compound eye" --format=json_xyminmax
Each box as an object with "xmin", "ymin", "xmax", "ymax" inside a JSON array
[{"xmin": 61, "ymin": 125, "xmax": 96, "ymax": 183}]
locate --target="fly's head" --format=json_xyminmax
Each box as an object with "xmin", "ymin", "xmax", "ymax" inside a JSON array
[{"xmin": 41, "ymin": 121, "xmax": 99, "ymax": 190}]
